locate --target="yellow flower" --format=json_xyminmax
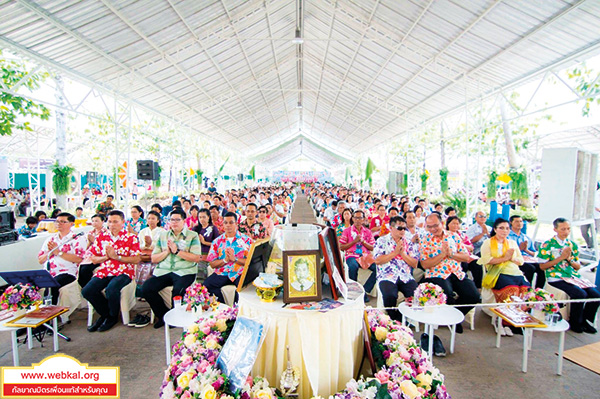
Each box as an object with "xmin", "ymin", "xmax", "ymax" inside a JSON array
[
  {"xmin": 374, "ymin": 326, "xmax": 388, "ymax": 341},
  {"xmin": 177, "ymin": 372, "xmax": 192, "ymax": 389},
  {"xmin": 205, "ymin": 339, "xmax": 219, "ymax": 350},
  {"xmin": 416, "ymin": 373, "xmax": 433, "ymax": 390},
  {"xmin": 187, "ymin": 324, "xmax": 199, "ymax": 334},
  {"xmin": 201, "ymin": 385, "xmax": 217, "ymax": 399},
  {"xmin": 385, "ymin": 352, "xmax": 399, "ymax": 367},
  {"xmin": 184, "ymin": 334, "xmax": 197, "ymax": 347},
  {"xmin": 400, "ymin": 380, "xmax": 420, "ymax": 399},
  {"xmin": 254, "ymin": 389, "xmax": 273, "ymax": 399},
  {"xmin": 216, "ymin": 318, "xmax": 227, "ymax": 332}
]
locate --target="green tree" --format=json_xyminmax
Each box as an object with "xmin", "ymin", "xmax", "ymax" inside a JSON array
[
  {"xmin": 567, "ymin": 64, "xmax": 600, "ymax": 117},
  {"xmin": 0, "ymin": 50, "xmax": 51, "ymax": 135}
]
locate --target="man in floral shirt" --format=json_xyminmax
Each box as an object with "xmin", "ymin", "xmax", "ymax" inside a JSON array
[
  {"xmin": 82, "ymin": 210, "xmax": 141, "ymax": 332},
  {"xmin": 537, "ymin": 218, "xmax": 600, "ymax": 334},
  {"xmin": 373, "ymin": 216, "xmax": 419, "ymax": 321},
  {"xmin": 339, "ymin": 210, "xmax": 376, "ymax": 302},
  {"xmin": 420, "ymin": 213, "xmax": 480, "ymax": 333},
  {"xmin": 205, "ymin": 212, "xmax": 252, "ymax": 304},
  {"xmin": 238, "ymin": 203, "xmax": 266, "ymax": 241},
  {"xmin": 96, "ymin": 194, "xmax": 115, "ymax": 216},
  {"xmin": 38, "ymin": 212, "xmax": 87, "ymax": 304}
]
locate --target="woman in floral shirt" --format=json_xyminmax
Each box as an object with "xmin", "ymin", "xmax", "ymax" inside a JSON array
[
  {"xmin": 126, "ymin": 205, "xmax": 147, "ymax": 234},
  {"xmin": 373, "ymin": 216, "xmax": 419, "ymax": 321}
]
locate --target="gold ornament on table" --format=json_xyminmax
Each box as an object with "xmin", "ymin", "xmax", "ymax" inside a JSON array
[
  {"xmin": 209, "ymin": 295, "xmax": 219, "ymax": 312},
  {"xmin": 280, "ymin": 345, "xmax": 300, "ymax": 398}
]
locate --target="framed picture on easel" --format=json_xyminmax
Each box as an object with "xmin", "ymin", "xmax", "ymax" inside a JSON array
[{"xmin": 282, "ymin": 250, "xmax": 322, "ymax": 303}]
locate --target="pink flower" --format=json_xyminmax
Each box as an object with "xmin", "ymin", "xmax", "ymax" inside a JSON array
[
  {"xmin": 197, "ymin": 360, "xmax": 209, "ymax": 373},
  {"xmin": 374, "ymin": 370, "xmax": 390, "ymax": 384}
]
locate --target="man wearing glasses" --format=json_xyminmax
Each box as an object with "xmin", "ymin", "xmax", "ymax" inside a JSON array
[
  {"xmin": 373, "ymin": 216, "xmax": 419, "ymax": 321},
  {"xmin": 141, "ymin": 208, "xmax": 201, "ymax": 329},
  {"xmin": 38, "ymin": 212, "xmax": 87, "ymax": 305},
  {"xmin": 339, "ymin": 210, "xmax": 376, "ymax": 302},
  {"xmin": 238, "ymin": 203, "xmax": 267, "ymax": 241},
  {"xmin": 421, "ymin": 213, "xmax": 481, "ymax": 335}
]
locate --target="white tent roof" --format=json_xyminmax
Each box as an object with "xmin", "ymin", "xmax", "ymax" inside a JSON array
[{"xmin": 2, "ymin": 0, "xmax": 600, "ymax": 167}]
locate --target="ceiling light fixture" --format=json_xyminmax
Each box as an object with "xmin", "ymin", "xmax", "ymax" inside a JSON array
[{"xmin": 292, "ymin": 29, "xmax": 304, "ymax": 44}]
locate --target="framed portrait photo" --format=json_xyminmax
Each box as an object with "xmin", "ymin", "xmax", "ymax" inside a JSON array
[{"xmin": 282, "ymin": 250, "xmax": 322, "ymax": 303}]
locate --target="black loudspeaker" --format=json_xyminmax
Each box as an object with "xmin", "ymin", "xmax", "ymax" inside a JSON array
[
  {"xmin": 86, "ymin": 171, "xmax": 98, "ymax": 185},
  {"xmin": 0, "ymin": 207, "xmax": 15, "ymax": 231},
  {"xmin": 137, "ymin": 160, "xmax": 158, "ymax": 180}
]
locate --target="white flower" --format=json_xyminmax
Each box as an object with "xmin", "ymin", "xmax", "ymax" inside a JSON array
[{"xmin": 161, "ymin": 381, "xmax": 175, "ymax": 399}]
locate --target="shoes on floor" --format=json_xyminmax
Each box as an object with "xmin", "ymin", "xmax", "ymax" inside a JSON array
[
  {"xmin": 570, "ymin": 322, "xmax": 583, "ymax": 333},
  {"xmin": 135, "ymin": 315, "xmax": 151, "ymax": 328},
  {"xmin": 433, "ymin": 335, "xmax": 446, "ymax": 357},
  {"xmin": 503, "ymin": 326, "xmax": 514, "ymax": 337},
  {"xmin": 153, "ymin": 319, "xmax": 165, "ymax": 329},
  {"xmin": 87, "ymin": 316, "xmax": 106, "ymax": 333},
  {"xmin": 420, "ymin": 333, "xmax": 429, "ymax": 352},
  {"xmin": 128, "ymin": 314, "xmax": 144, "ymax": 327},
  {"xmin": 455, "ymin": 323, "xmax": 463, "ymax": 334},
  {"xmin": 364, "ymin": 294, "xmax": 371, "ymax": 303},
  {"xmin": 97, "ymin": 317, "xmax": 119, "ymax": 332},
  {"xmin": 583, "ymin": 321, "xmax": 597, "ymax": 334},
  {"xmin": 494, "ymin": 322, "xmax": 506, "ymax": 336}
]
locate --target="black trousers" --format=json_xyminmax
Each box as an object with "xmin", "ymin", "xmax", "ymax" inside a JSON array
[
  {"xmin": 463, "ymin": 260, "xmax": 483, "ymax": 289},
  {"xmin": 379, "ymin": 279, "xmax": 418, "ymax": 321},
  {"xmin": 548, "ymin": 280, "xmax": 600, "ymax": 328},
  {"xmin": 203, "ymin": 273, "xmax": 240, "ymax": 304},
  {"xmin": 423, "ymin": 274, "xmax": 481, "ymax": 316},
  {"xmin": 78, "ymin": 263, "xmax": 98, "ymax": 289},
  {"xmin": 50, "ymin": 273, "xmax": 76, "ymax": 305},
  {"xmin": 519, "ymin": 262, "xmax": 546, "ymax": 289},
  {"xmin": 81, "ymin": 275, "xmax": 132, "ymax": 319},
  {"xmin": 141, "ymin": 273, "xmax": 196, "ymax": 321}
]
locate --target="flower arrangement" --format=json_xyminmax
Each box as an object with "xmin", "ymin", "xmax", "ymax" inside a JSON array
[
  {"xmin": 160, "ymin": 306, "xmax": 281, "ymax": 399},
  {"xmin": 161, "ymin": 307, "xmax": 451, "ymax": 399},
  {"xmin": 328, "ymin": 310, "xmax": 450, "ymax": 399},
  {"xmin": 522, "ymin": 288, "xmax": 559, "ymax": 314},
  {"xmin": 183, "ymin": 283, "xmax": 214, "ymax": 312},
  {"xmin": 413, "ymin": 283, "xmax": 447, "ymax": 308},
  {"xmin": 0, "ymin": 283, "xmax": 42, "ymax": 311}
]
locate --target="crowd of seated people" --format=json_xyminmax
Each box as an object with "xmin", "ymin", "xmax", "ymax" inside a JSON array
[
  {"xmin": 308, "ymin": 183, "xmax": 599, "ymax": 356},
  {"xmin": 30, "ymin": 183, "xmax": 294, "ymax": 332}
]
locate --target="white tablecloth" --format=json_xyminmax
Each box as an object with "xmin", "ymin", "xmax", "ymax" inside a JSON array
[{"xmin": 238, "ymin": 283, "xmax": 365, "ymax": 399}]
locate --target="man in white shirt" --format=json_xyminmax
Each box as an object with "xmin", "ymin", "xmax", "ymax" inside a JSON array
[
  {"xmin": 323, "ymin": 200, "xmax": 337, "ymax": 226},
  {"xmin": 465, "ymin": 211, "xmax": 490, "ymax": 288},
  {"xmin": 581, "ymin": 183, "xmax": 600, "ymax": 248}
]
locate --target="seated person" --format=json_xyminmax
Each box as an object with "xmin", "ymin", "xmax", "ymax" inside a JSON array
[
  {"xmin": 373, "ymin": 216, "xmax": 419, "ymax": 321},
  {"xmin": 238, "ymin": 203, "xmax": 267, "ymax": 241},
  {"xmin": 79, "ymin": 214, "xmax": 107, "ymax": 289},
  {"xmin": 18, "ymin": 216, "xmax": 39, "ymax": 238},
  {"xmin": 370, "ymin": 204, "xmax": 389, "ymax": 239},
  {"xmin": 142, "ymin": 209, "xmax": 201, "ymax": 329},
  {"xmin": 508, "ymin": 215, "xmax": 545, "ymax": 288},
  {"xmin": 82, "ymin": 210, "xmax": 141, "ymax": 333},
  {"xmin": 421, "ymin": 213, "xmax": 481, "ymax": 334},
  {"xmin": 74, "ymin": 207, "xmax": 87, "ymax": 227},
  {"xmin": 537, "ymin": 218, "xmax": 600, "ymax": 334},
  {"xmin": 204, "ymin": 212, "xmax": 252, "ymax": 304},
  {"xmin": 37, "ymin": 212, "xmax": 87, "ymax": 304},
  {"xmin": 339, "ymin": 210, "xmax": 376, "ymax": 302},
  {"xmin": 478, "ymin": 218, "xmax": 530, "ymax": 337},
  {"xmin": 465, "ymin": 211, "xmax": 491, "ymax": 288},
  {"xmin": 96, "ymin": 194, "xmax": 115, "ymax": 217}
]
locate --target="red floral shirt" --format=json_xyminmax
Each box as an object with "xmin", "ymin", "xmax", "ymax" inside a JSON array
[
  {"xmin": 88, "ymin": 230, "xmax": 141, "ymax": 279},
  {"xmin": 38, "ymin": 231, "xmax": 87, "ymax": 278}
]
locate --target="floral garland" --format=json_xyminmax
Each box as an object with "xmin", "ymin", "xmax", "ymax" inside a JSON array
[
  {"xmin": 0, "ymin": 283, "xmax": 42, "ymax": 311},
  {"xmin": 183, "ymin": 283, "xmax": 215, "ymax": 312},
  {"xmin": 160, "ymin": 307, "xmax": 450, "ymax": 399},
  {"xmin": 412, "ymin": 283, "xmax": 447, "ymax": 308},
  {"xmin": 522, "ymin": 288, "xmax": 559, "ymax": 314}
]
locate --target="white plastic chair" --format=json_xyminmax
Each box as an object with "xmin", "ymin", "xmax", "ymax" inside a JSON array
[
  {"xmin": 87, "ymin": 279, "xmax": 137, "ymax": 326},
  {"xmin": 57, "ymin": 279, "xmax": 82, "ymax": 323}
]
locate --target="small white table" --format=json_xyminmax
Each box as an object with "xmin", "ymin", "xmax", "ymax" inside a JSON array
[
  {"xmin": 398, "ymin": 303, "xmax": 465, "ymax": 361},
  {"xmin": 163, "ymin": 304, "xmax": 228, "ymax": 364},
  {"xmin": 528, "ymin": 319, "xmax": 569, "ymax": 375}
]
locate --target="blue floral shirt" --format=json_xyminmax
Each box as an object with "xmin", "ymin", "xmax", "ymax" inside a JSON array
[
  {"xmin": 207, "ymin": 231, "xmax": 253, "ymax": 281},
  {"xmin": 373, "ymin": 234, "xmax": 419, "ymax": 283}
]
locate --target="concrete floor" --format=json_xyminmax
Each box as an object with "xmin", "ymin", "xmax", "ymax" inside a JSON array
[{"xmin": 1, "ymin": 195, "xmax": 598, "ymax": 399}]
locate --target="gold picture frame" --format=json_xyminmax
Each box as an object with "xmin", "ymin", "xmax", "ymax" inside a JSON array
[{"xmin": 282, "ymin": 250, "xmax": 322, "ymax": 303}]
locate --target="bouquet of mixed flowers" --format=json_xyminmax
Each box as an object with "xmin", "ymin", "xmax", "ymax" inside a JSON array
[
  {"xmin": 412, "ymin": 283, "xmax": 447, "ymax": 308},
  {"xmin": 183, "ymin": 283, "xmax": 214, "ymax": 312},
  {"xmin": 160, "ymin": 306, "xmax": 281, "ymax": 399},
  {"xmin": 0, "ymin": 283, "xmax": 42, "ymax": 311},
  {"xmin": 522, "ymin": 288, "xmax": 559, "ymax": 314},
  {"xmin": 327, "ymin": 310, "xmax": 450, "ymax": 399}
]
